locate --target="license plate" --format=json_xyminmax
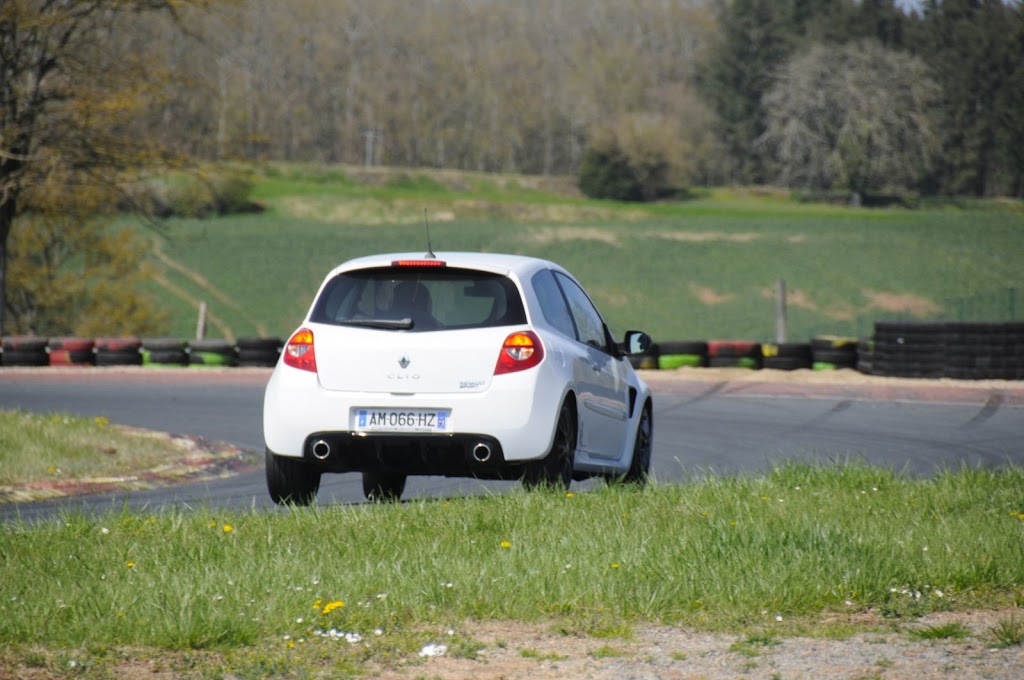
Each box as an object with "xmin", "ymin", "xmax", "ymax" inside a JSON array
[{"xmin": 353, "ymin": 408, "xmax": 451, "ymax": 433}]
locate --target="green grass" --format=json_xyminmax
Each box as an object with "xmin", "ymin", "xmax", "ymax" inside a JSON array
[
  {"xmin": 0, "ymin": 411, "xmax": 188, "ymax": 486},
  {"xmin": 2, "ymin": 464, "xmax": 1022, "ymax": 656},
  {"xmin": 137, "ymin": 164, "xmax": 1024, "ymax": 343}
]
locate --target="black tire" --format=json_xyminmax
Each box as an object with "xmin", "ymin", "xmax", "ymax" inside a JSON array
[
  {"xmin": 237, "ymin": 348, "xmax": 280, "ymax": 367},
  {"xmin": 708, "ymin": 356, "xmax": 761, "ymax": 369},
  {"xmin": 95, "ymin": 349, "xmax": 143, "ymax": 366},
  {"xmin": 362, "ymin": 471, "xmax": 408, "ymax": 502},
  {"xmin": 2, "ymin": 336, "xmax": 48, "ymax": 352},
  {"xmin": 621, "ymin": 404, "xmax": 652, "ymax": 486},
  {"xmin": 811, "ymin": 348, "xmax": 857, "ymax": 367},
  {"xmin": 763, "ymin": 356, "xmax": 812, "ymax": 371},
  {"xmin": 523, "ymin": 400, "xmax": 576, "ymax": 490},
  {"xmin": 657, "ymin": 341, "xmax": 708, "ymax": 356},
  {"xmin": 761, "ymin": 342, "xmax": 812, "ymax": 360},
  {"xmin": 265, "ymin": 448, "xmax": 320, "ymax": 505},
  {"xmin": 143, "ymin": 349, "xmax": 189, "ymax": 366},
  {"xmin": 2, "ymin": 349, "xmax": 50, "ymax": 366},
  {"xmin": 236, "ymin": 337, "xmax": 282, "ymax": 352},
  {"xmin": 811, "ymin": 335, "xmax": 858, "ymax": 350},
  {"xmin": 142, "ymin": 337, "xmax": 187, "ymax": 352}
]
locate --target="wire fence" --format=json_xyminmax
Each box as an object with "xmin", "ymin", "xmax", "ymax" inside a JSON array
[{"xmin": 853, "ymin": 287, "xmax": 1020, "ymax": 338}]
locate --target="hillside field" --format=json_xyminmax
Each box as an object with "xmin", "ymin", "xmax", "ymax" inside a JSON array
[{"xmin": 138, "ymin": 165, "xmax": 1024, "ymax": 344}]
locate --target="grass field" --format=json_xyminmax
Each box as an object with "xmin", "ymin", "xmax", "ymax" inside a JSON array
[
  {"xmin": 138, "ymin": 165, "xmax": 1024, "ymax": 343},
  {"xmin": 2, "ymin": 458, "xmax": 1023, "ymax": 674}
]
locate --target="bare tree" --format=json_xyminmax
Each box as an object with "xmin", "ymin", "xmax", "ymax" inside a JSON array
[
  {"xmin": 757, "ymin": 41, "xmax": 940, "ymax": 203},
  {"xmin": 0, "ymin": 0, "xmax": 209, "ymax": 335}
]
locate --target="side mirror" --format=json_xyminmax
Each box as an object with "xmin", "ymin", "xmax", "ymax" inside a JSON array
[{"xmin": 623, "ymin": 331, "xmax": 652, "ymax": 355}]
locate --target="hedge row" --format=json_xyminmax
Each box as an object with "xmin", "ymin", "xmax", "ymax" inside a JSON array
[{"xmin": 0, "ymin": 336, "xmax": 282, "ymax": 368}]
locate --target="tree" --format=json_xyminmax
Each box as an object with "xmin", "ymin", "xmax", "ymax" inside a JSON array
[
  {"xmin": 757, "ymin": 41, "xmax": 940, "ymax": 202},
  {"xmin": 917, "ymin": 0, "xmax": 1024, "ymax": 196},
  {"xmin": 6, "ymin": 171, "xmax": 168, "ymax": 336},
  {"xmin": 0, "ymin": 0, "xmax": 206, "ymax": 335}
]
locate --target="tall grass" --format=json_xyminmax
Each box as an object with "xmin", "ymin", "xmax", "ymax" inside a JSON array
[
  {"xmin": 140, "ymin": 167, "xmax": 1024, "ymax": 343},
  {"xmin": 3, "ymin": 463, "xmax": 1022, "ymax": 651}
]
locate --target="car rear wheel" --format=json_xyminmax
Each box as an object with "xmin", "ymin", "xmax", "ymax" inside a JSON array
[
  {"xmin": 363, "ymin": 471, "xmax": 407, "ymax": 502},
  {"xmin": 522, "ymin": 400, "xmax": 576, "ymax": 491},
  {"xmin": 265, "ymin": 448, "xmax": 321, "ymax": 506}
]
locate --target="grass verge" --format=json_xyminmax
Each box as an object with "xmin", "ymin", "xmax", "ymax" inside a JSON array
[
  {"xmin": 0, "ymin": 411, "xmax": 193, "ymax": 486},
  {"xmin": 2, "ymin": 463, "xmax": 1022, "ymax": 675}
]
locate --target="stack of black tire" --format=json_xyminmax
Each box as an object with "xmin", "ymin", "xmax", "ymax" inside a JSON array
[
  {"xmin": 94, "ymin": 337, "xmax": 143, "ymax": 366},
  {"xmin": 872, "ymin": 321, "xmax": 1024, "ymax": 380},
  {"xmin": 760, "ymin": 342, "xmax": 812, "ymax": 370},
  {"xmin": 235, "ymin": 337, "xmax": 282, "ymax": 367},
  {"xmin": 1, "ymin": 336, "xmax": 49, "ymax": 366},
  {"xmin": 810, "ymin": 336, "xmax": 859, "ymax": 370}
]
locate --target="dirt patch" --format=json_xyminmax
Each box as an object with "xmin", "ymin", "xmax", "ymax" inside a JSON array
[
  {"xmin": 365, "ymin": 609, "xmax": 1024, "ymax": 679},
  {"xmin": 689, "ymin": 282, "xmax": 734, "ymax": 306},
  {"xmin": 862, "ymin": 289, "xmax": 942, "ymax": 317},
  {"xmin": 652, "ymin": 230, "xmax": 761, "ymax": 243},
  {"xmin": 524, "ymin": 226, "xmax": 622, "ymax": 247}
]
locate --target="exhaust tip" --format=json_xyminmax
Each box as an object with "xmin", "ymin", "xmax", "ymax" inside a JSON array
[
  {"xmin": 312, "ymin": 439, "xmax": 331, "ymax": 460},
  {"xmin": 472, "ymin": 442, "xmax": 491, "ymax": 463}
]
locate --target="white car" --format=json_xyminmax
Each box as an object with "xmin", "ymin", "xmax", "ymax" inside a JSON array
[{"xmin": 262, "ymin": 251, "xmax": 653, "ymax": 503}]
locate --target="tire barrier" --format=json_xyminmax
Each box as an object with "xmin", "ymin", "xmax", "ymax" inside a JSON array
[
  {"xmin": 707, "ymin": 340, "xmax": 762, "ymax": 369},
  {"xmin": 2, "ymin": 327, "xmax": 1020, "ymax": 381},
  {"xmin": 188, "ymin": 338, "xmax": 237, "ymax": 367},
  {"xmin": 48, "ymin": 337, "xmax": 96, "ymax": 367},
  {"xmin": 656, "ymin": 341, "xmax": 708, "ymax": 370},
  {"xmin": 94, "ymin": 337, "xmax": 143, "ymax": 366},
  {"xmin": 236, "ymin": 336, "xmax": 282, "ymax": 367},
  {"xmin": 872, "ymin": 321, "xmax": 1024, "ymax": 380},
  {"xmin": 142, "ymin": 337, "xmax": 189, "ymax": 367},
  {"xmin": 761, "ymin": 342, "xmax": 812, "ymax": 371},
  {"xmin": 1, "ymin": 336, "xmax": 49, "ymax": 366},
  {"xmin": 810, "ymin": 336, "xmax": 858, "ymax": 371}
]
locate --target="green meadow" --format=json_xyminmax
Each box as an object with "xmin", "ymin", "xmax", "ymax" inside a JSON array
[{"xmin": 139, "ymin": 165, "xmax": 1024, "ymax": 343}]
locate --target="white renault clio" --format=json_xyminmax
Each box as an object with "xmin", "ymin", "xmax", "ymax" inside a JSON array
[{"xmin": 263, "ymin": 251, "xmax": 653, "ymax": 504}]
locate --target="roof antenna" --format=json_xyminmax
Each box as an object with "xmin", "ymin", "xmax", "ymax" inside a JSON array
[{"xmin": 424, "ymin": 209, "xmax": 436, "ymax": 259}]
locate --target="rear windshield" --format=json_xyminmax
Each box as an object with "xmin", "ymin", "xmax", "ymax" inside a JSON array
[{"xmin": 310, "ymin": 267, "xmax": 527, "ymax": 331}]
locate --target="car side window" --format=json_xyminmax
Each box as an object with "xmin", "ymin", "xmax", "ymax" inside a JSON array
[
  {"xmin": 531, "ymin": 269, "xmax": 577, "ymax": 339},
  {"xmin": 553, "ymin": 272, "xmax": 609, "ymax": 352}
]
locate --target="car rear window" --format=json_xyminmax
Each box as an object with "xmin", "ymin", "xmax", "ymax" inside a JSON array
[{"xmin": 310, "ymin": 267, "xmax": 527, "ymax": 331}]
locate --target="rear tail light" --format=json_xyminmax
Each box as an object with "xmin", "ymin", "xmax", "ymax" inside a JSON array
[
  {"xmin": 283, "ymin": 328, "xmax": 317, "ymax": 373},
  {"xmin": 494, "ymin": 331, "xmax": 544, "ymax": 375}
]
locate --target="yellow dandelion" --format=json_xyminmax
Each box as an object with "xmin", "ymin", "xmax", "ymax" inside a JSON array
[
  {"xmin": 611, "ymin": 562, "xmax": 620, "ymax": 569},
  {"xmin": 94, "ymin": 416, "xmax": 109, "ymax": 428},
  {"xmin": 312, "ymin": 598, "xmax": 323, "ymax": 611},
  {"xmin": 222, "ymin": 524, "xmax": 233, "ymax": 533},
  {"xmin": 126, "ymin": 561, "xmax": 136, "ymax": 569},
  {"xmin": 287, "ymin": 640, "xmax": 295, "ymax": 649},
  {"xmin": 565, "ymin": 492, "xmax": 574, "ymax": 498},
  {"xmin": 500, "ymin": 540, "xmax": 511, "ymax": 549},
  {"xmin": 321, "ymin": 600, "xmax": 344, "ymax": 615},
  {"xmin": 209, "ymin": 521, "xmax": 217, "ymax": 528}
]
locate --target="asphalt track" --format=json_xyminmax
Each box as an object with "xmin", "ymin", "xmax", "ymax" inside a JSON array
[{"xmin": 1, "ymin": 367, "xmax": 1022, "ymax": 522}]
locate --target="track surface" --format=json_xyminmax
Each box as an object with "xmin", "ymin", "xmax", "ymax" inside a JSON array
[{"xmin": 1, "ymin": 367, "xmax": 1022, "ymax": 522}]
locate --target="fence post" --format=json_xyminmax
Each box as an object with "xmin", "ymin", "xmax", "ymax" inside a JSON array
[
  {"xmin": 775, "ymin": 279, "xmax": 787, "ymax": 343},
  {"xmin": 196, "ymin": 301, "xmax": 207, "ymax": 340}
]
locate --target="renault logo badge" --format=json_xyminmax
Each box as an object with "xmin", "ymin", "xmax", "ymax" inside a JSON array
[{"xmin": 398, "ymin": 354, "xmax": 411, "ymax": 368}]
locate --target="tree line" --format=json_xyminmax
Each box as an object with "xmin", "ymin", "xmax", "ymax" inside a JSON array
[
  {"xmin": 1, "ymin": 0, "xmax": 1022, "ymax": 335},
  {"xmin": 128, "ymin": 0, "xmax": 1021, "ymax": 199}
]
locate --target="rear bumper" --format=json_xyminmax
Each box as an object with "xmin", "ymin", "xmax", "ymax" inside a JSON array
[
  {"xmin": 263, "ymin": 361, "xmax": 566, "ymax": 464},
  {"xmin": 295, "ymin": 431, "xmax": 527, "ymax": 480}
]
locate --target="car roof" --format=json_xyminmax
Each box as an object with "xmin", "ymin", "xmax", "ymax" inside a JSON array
[{"xmin": 330, "ymin": 252, "xmax": 565, "ymax": 278}]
